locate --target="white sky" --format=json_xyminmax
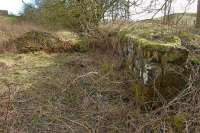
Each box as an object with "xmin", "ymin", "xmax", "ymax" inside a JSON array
[
  {"xmin": 0, "ymin": 0, "xmax": 198, "ymax": 19},
  {"xmin": 131, "ymin": 0, "xmax": 198, "ymax": 20}
]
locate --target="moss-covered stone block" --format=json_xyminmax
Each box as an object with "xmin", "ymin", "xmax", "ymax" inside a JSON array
[{"xmin": 117, "ymin": 23, "xmax": 189, "ymax": 101}]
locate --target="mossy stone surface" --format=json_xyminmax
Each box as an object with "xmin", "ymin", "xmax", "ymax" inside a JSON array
[
  {"xmin": 118, "ymin": 23, "xmax": 189, "ymax": 64},
  {"xmin": 118, "ymin": 23, "xmax": 189, "ymax": 102}
]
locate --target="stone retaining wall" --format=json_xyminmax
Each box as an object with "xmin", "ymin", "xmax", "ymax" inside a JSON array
[{"xmin": 116, "ymin": 31, "xmax": 189, "ymax": 100}]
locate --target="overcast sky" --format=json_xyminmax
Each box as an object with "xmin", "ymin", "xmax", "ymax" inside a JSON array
[
  {"xmin": 132, "ymin": 0, "xmax": 197, "ymax": 20},
  {"xmin": 0, "ymin": 0, "xmax": 198, "ymax": 19}
]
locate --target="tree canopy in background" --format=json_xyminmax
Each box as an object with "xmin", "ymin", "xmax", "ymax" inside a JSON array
[
  {"xmin": 23, "ymin": 0, "xmax": 119, "ymax": 31},
  {"xmin": 22, "ymin": 0, "xmax": 135, "ymax": 31},
  {"xmin": 22, "ymin": 0, "xmax": 200, "ymax": 31}
]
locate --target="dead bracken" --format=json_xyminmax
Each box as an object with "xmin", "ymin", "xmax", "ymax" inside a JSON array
[{"xmin": 9, "ymin": 31, "xmax": 74, "ymax": 53}]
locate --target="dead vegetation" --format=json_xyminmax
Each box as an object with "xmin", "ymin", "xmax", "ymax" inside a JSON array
[
  {"xmin": 0, "ymin": 51, "xmax": 199, "ymax": 133},
  {"xmin": 0, "ymin": 14, "xmax": 200, "ymax": 132},
  {"xmin": 9, "ymin": 31, "xmax": 74, "ymax": 53},
  {"xmin": 0, "ymin": 15, "xmax": 85, "ymax": 54},
  {"xmin": 0, "ymin": 16, "xmax": 45, "ymax": 53},
  {"xmin": 0, "ymin": 52, "xmax": 134, "ymax": 133}
]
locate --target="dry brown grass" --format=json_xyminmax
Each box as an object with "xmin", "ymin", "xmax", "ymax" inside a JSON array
[
  {"xmin": 0, "ymin": 16, "xmax": 45, "ymax": 52},
  {"xmin": 0, "ymin": 51, "xmax": 135, "ymax": 133},
  {"xmin": 0, "ymin": 15, "xmax": 81, "ymax": 53},
  {"xmin": 0, "ymin": 17, "xmax": 200, "ymax": 132},
  {"xmin": 0, "ymin": 51, "xmax": 199, "ymax": 133}
]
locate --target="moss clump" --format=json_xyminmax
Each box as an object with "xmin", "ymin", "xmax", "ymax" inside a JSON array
[
  {"xmin": 179, "ymin": 31, "xmax": 200, "ymax": 49},
  {"xmin": 178, "ymin": 31, "xmax": 196, "ymax": 43},
  {"xmin": 190, "ymin": 54, "xmax": 200, "ymax": 65},
  {"xmin": 163, "ymin": 35, "xmax": 181, "ymax": 43},
  {"xmin": 100, "ymin": 63, "xmax": 114, "ymax": 74},
  {"xmin": 131, "ymin": 81, "xmax": 145, "ymax": 103},
  {"xmin": 74, "ymin": 36, "xmax": 90, "ymax": 52},
  {"xmin": 173, "ymin": 113, "xmax": 187, "ymax": 132}
]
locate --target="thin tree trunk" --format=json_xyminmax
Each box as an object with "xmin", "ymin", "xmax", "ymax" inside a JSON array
[
  {"xmin": 167, "ymin": 0, "xmax": 172, "ymax": 24},
  {"xmin": 126, "ymin": 0, "xmax": 130, "ymax": 20},
  {"xmin": 163, "ymin": 0, "xmax": 168, "ymax": 24},
  {"xmin": 196, "ymin": 0, "xmax": 200, "ymax": 28}
]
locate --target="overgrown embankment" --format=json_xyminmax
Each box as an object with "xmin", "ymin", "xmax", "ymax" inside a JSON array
[
  {"xmin": 0, "ymin": 14, "xmax": 89, "ymax": 53},
  {"xmin": 85, "ymin": 22, "xmax": 200, "ymax": 132},
  {"xmin": 0, "ymin": 19, "xmax": 200, "ymax": 132},
  {"xmin": 1, "ymin": 29, "xmax": 89, "ymax": 53}
]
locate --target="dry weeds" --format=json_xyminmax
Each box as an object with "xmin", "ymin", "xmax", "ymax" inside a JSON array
[
  {"xmin": 0, "ymin": 50, "xmax": 199, "ymax": 133},
  {"xmin": 0, "ymin": 16, "xmax": 45, "ymax": 52},
  {"xmin": 0, "ymin": 16, "xmax": 200, "ymax": 133}
]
